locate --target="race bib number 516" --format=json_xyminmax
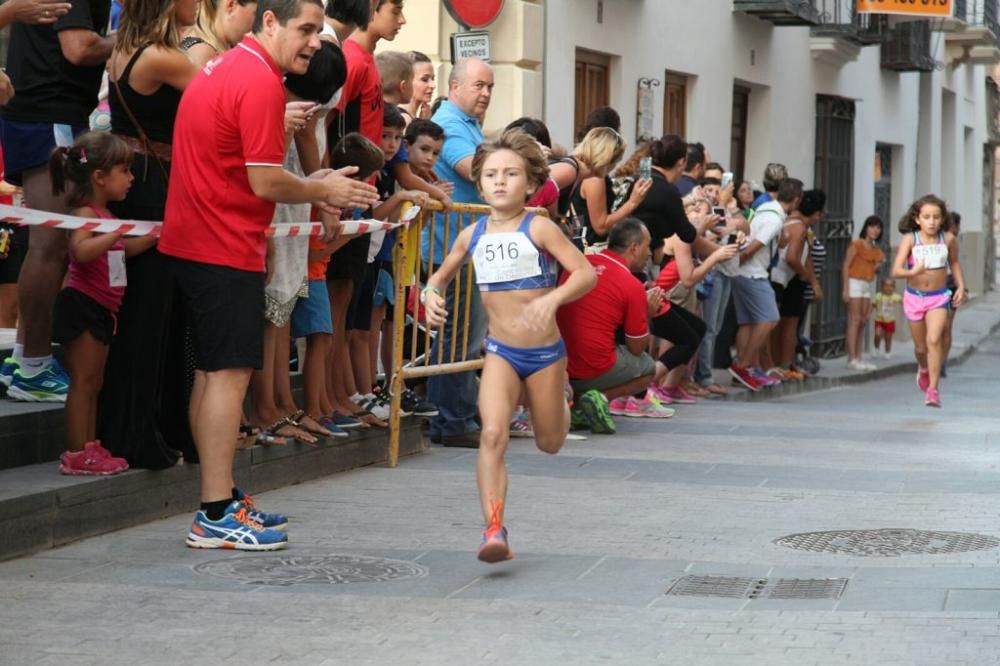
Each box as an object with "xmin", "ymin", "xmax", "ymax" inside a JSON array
[{"xmin": 472, "ymin": 232, "xmax": 541, "ymax": 284}]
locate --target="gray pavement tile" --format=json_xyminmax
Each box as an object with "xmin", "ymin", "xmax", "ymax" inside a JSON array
[
  {"xmin": 0, "ymin": 555, "xmax": 115, "ymax": 582},
  {"xmin": 835, "ymin": 588, "xmax": 947, "ymax": 612},
  {"xmin": 944, "ymin": 589, "xmax": 1000, "ymax": 611}
]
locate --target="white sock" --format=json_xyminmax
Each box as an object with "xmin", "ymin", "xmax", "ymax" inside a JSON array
[
  {"xmin": 20, "ymin": 355, "xmax": 53, "ymax": 377},
  {"xmin": 11, "ymin": 343, "xmax": 23, "ymax": 364}
]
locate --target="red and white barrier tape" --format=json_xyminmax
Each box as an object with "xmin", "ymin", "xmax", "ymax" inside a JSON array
[{"xmin": 0, "ymin": 204, "xmax": 421, "ymax": 238}]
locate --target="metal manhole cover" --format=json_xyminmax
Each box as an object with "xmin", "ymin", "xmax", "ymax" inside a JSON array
[
  {"xmin": 193, "ymin": 553, "xmax": 428, "ymax": 586},
  {"xmin": 768, "ymin": 578, "xmax": 848, "ymax": 600},
  {"xmin": 775, "ymin": 529, "xmax": 1000, "ymax": 557},
  {"xmin": 666, "ymin": 575, "xmax": 767, "ymax": 598}
]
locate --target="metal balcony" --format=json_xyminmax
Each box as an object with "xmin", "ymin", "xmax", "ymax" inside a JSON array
[
  {"xmin": 733, "ymin": 0, "xmax": 821, "ymax": 26},
  {"xmin": 811, "ymin": 0, "xmax": 889, "ymax": 46},
  {"xmin": 945, "ymin": 0, "xmax": 1000, "ymax": 64},
  {"xmin": 881, "ymin": 20, "xmax": 936, "ymax": 72}
]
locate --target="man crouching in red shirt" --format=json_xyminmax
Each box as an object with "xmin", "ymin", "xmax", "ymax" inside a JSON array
[{"xmin": 160, "ymin": 0, "xmax": 379, "ymax": 550}]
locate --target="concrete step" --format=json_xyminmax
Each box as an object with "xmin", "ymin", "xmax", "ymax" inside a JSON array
[{"xmin": 0, "ymin": 420, "xmax": 426, "ymax": 561}]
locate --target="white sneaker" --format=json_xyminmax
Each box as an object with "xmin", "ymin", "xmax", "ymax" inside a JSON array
[
  {"xmin": 883, "ymin": 350, "xmax": 892, "ymax": 360},
  {"xmin": 862, "ymin": 361, "xmax": 878, "ymax": 371},
  {"xmin": 847, "ymin": 359, "xmax": 866, "ymax": 371},
  {"xmin": 361, "ymin": 393, "xmax": 390, "ymax": 420}
]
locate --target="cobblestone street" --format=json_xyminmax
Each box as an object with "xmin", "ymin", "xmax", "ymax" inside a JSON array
[{"xmin": 4, "ymin": 337, "xmax": 1000, "ymax": 665}]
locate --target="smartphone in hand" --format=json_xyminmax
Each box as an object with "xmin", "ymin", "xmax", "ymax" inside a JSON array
[{"xmin": 639, "ymin": 157, "xmax": 652, "ymax": 180}]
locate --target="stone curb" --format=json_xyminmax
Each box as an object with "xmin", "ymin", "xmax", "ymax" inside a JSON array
[{"xmin": 0, "ymin": 421, "xmax": 426, "ymax": 561}]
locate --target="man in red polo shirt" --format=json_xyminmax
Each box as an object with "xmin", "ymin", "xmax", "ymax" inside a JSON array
[
  {"xmin": 160, "ymin": 0, "xmax": 379, "ymax": 551},
  {"xmin": 557, "ymin": 219, "xmax": 667, "ymax": 433}
]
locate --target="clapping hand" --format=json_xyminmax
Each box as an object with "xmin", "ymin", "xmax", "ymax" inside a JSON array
[
  {"xmin": 316, "ymin": 167, "xmax": 380, "ymax": 210},
  {"xmin": 646, "ymin": 286, "xmax": 664, "ymax": 316}
]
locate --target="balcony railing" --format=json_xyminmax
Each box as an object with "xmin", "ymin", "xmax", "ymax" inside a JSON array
[
  {"xmin": 945, "ymin": 0, "xmax": 1000, "ymax": 62},
  {"xmin": 811, "ymin": 0, "xmax": 889, "ymax": 45},
  {"xmin": 881, "ymin": 20, "xmax": 936, "ymax": 72},
  {"xmin": 733, "ymin": 0, "xmax": 822, "ymax": 26},
  {"xmin": 965, "ymin": 0, "xmax": 999, "ymax": 34}
]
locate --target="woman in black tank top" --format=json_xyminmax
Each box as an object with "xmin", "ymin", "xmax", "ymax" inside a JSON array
[{"xmin": 98, "ymin": 0, "xmax": 199, "ymax": 470}]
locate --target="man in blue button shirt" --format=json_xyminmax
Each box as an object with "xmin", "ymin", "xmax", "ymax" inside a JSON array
[{"xmin": 423, "ymin": 57, "xmax": 493, "ymax": 447}]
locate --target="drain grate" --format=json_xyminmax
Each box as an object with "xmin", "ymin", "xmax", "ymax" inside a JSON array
[
  {"xmin": 193, "ymin": 553, "xmax": 428, "ymax": 586},
  {"xmin": 666, "ymin": 575, "xmax": 848, "ymax": 600},
  {"xmin": 774, "ymin": 529, "xmax": 1000, "ymax": 557},
  {"xmin": 768, "ymin": 577, "xmax": 848, "ymax": 600},
  {"xmin": 666, "ymin": 575, "xmax": 767, "ymax": 599}
]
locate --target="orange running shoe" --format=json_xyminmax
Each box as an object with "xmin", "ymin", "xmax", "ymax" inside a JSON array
[{"xmin": 477, "ymin": 500, "xmax": 513, "ymax": 563}]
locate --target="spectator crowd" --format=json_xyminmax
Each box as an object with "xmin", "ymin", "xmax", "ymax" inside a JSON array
[{"xmin": 0, "ymin": 0, "xmax": 967, "ymax": 550}]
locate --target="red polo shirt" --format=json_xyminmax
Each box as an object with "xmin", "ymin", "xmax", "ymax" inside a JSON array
[
  {"xmin": 159, "ymin": 36, "xmax": 286, "ymax": 272},
  {"xmin": 556, "ymin": 250, "xmax": 650, "ymax": 380}
]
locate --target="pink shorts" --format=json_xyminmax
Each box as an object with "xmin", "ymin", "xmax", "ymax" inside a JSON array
[{"xmin": 903, "ymin": 288, "xmax": 951, "ymax": 321}]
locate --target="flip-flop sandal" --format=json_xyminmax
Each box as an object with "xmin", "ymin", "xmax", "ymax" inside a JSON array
[
  {"xmin": 359, "ymin": 412, "xmax": 388, "ymax": 428},
  {"xmin": 262, "ymin": 417, "xmax": 317, "ymax": 445},
  {"xmin": 705, "ymin": 384, "xmax": 730, "ymax": 396}
]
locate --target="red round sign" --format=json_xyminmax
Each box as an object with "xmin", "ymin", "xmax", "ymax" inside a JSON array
[{"xmin": 443, "ymin": 0, "xmax": 505, "ymax": 29}]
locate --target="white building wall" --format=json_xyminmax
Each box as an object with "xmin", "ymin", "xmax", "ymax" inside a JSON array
[{"xmin": 545, "ymin": 0, "xmax": 991, "ymax": 288}]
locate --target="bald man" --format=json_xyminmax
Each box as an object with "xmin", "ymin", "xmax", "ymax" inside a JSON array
[{"xmin": 421, "ymin": 57, "xmax": 494, "ymax": 448}]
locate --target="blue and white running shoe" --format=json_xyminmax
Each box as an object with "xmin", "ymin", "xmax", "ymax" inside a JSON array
[
  {"xmin": 186, "ymin": 501, "xmax": 288, "ymax": 551},
  {"xmin": 7, "ymin": 361, "xmax": 70, "ymax": 402},
  {"xmin": 233, "ymin": 488, "xmax": 289, "ymax": 530}
]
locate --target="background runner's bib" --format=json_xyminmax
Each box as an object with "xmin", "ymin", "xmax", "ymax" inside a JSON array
[
  {"xmin": 911, "ymin": 243, "xmax": 948, "ymax": 270},
  {"xmin": 472, "ymin": 232, "xmax": 542, "ymax": 284}
]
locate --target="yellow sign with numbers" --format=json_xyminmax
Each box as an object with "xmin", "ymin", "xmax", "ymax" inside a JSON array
[{"xmin": 856, "ymin": 0, "xmax": 952, "ymax": 16}]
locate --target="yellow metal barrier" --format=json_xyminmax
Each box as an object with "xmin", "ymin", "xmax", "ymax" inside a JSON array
[{"xmin": 386, "ymin": 202, "xmax": 548, "ymax": 466}]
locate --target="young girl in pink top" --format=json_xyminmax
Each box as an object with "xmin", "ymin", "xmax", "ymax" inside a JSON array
[
  {"xmin": 891, "ymin": 194, "xmax": 966, "ymax": 408},
  {"xmin": 49, "ymin": 132, "xmax": 156, "ymax": 474}
]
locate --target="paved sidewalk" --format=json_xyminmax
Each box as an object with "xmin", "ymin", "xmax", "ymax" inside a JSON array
[
  {"xmin": 716, "ymin": 289, "xmax": 1000, "ymax": 400},
  {"xmin": 3, "ymin": 329, "xmax": 1000, "ymax": 664}
]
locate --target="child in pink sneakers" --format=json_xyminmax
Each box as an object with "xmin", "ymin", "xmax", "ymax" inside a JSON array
[
  {"xmin": 49, "ymin": 133, "xmax": 156, "ymax": 474},
  {"xmin": 891, "ymin": 194, "xmax": 966, "ymax": 408}
]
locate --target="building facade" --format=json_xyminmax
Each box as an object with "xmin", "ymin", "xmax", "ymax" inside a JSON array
[{"xmin": 389, "ymin": 0, "xmax": 1000, "ymax": 353}]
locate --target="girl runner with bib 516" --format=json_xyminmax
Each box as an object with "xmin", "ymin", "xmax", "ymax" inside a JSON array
[
  {"xmin": 891, "ymin": 194, "xmax": 966, "ymax": 408},
  {"xmin": 422, "ymin": 128, "xmax": 597, "ymax": 563}
]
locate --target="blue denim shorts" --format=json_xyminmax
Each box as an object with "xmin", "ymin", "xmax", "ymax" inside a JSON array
[{"xmin": 291, "ymin": 279, "xmax": 333, "ymax": 338}]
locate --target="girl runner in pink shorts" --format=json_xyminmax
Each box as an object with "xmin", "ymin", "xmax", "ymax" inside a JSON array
[{"xmin": 891, "ymin": 194, "xmax": 966, "ymax": 407}]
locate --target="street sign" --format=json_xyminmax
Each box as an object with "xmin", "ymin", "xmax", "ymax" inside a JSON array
[
  {"xmin": 450, "ymin": 31, "xmax": 491, "ymax": 64},
  {"xmin": 443, "ymin": 0, "xmax": 505, "ymax": 29},
  {"xmin": 856, "ymin": 0, "xmax": 952, "ymax": 17}
]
